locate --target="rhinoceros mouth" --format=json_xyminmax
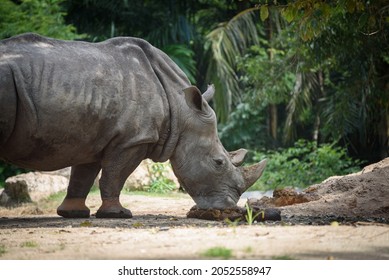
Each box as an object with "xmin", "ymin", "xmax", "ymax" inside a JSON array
[
  {"xmin": 191, "ymin": 194, "xmax": 238, "ymax": 209},
  {"xmin": 185, "ymin": 184, "xmax": 241, "ymax": 209}
]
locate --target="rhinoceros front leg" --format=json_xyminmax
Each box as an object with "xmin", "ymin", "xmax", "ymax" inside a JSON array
[
  {"xmin": 57, "ymin": 162, "xmax": 101, "ymax": 218},
  {"xmin": 95, "ymin": 145, "xmax": 148, "ymax": 218}
]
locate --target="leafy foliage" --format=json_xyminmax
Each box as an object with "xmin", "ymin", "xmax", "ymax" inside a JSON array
[
  {"xmin": 0, "ymin": 0, "xmax": 387, "ymax": 186},
  {"xmin": 219, "ymin": 102, "xmax": 269, "ymax": 151},
  {"xmin": 0, "ymin": 164, "xmax": 29, "ymax": 188},
  {"xmin": 65, "ymin": 0, "xmax": 198, "ymax": 82},
  {"xmin": 204, "ymin": 8, "xmax": 261, "ymax": 122},
  {"xmin": 161, "ymin": 44, "xmax": 197, "ymax": 84},
  {"xmin": 0, "ymin": 0, "xmax": 80, "ymax": 40},
  {"xmin": 147, "ymin": 163, "xmax": 176, "ymax": 193},
  {"xmin": 251, "ymin": 140, "xmax": 362, "ymax": 190},
  {"xmin": 239, "ymin": 44, "xmax": 295, "ymax": 106},
  {"xmin": 219, "ymin": 0, "xmax": 388, "ymax": 162}
]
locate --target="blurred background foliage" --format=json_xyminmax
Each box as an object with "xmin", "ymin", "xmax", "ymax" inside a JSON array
[{"xmin": 0, "ymin": 0, "xmax": 388, "ymax": 190}]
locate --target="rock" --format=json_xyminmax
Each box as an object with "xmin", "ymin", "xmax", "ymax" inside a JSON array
[
  {"xmin": 93, "ymin": 160, "xmax": 179, "ymax": 191},
  {"xmin": 0, "ymin": 189, "xmax": 10, "ymax": 205},
  {"xmin": 123, "ymin": 160, "xmax": 152, "ymax": 191},
  {"xmin": 0, "ymin": 171, "xmax": 69, "ymax": 205},
  {"xmin": 42, "ymin": 167, "xmax": 71, "ymax": 179}
]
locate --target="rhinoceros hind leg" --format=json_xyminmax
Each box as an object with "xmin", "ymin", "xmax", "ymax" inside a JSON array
[{"xmin": 57, "ymin": 162, "xmax": 101, "ymax": 218}]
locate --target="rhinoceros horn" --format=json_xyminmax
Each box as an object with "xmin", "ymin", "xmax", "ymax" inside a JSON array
[{"xmin": 239, "ymin": 159, "xmax": 267, "ymax": 192}]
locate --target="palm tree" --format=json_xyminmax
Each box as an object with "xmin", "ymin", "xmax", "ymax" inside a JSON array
[{"xmin": 203, "ymin": 8, "xmax": 260, "ymax": 123}]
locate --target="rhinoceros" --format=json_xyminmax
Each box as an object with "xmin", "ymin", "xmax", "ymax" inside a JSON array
[{"xmin": 0, "ymin": 33, "xmax": 266, "ymax": 218}]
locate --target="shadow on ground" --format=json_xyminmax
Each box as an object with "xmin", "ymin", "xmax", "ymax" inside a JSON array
[{"xmin": 0, "ymin": 214, "xmax": 219, "ymax": 229}]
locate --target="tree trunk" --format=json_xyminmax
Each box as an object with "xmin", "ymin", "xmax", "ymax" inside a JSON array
[
  {"xmin": 313, "ymin": 71, "xmax": 325, "ymax": 143},
  {"xmin": 269, "ymin": 104, "xmax": 278, "ymax": 141},
  {"xmin": 266, "ymin": 14, "xmax": 278, "ymax": 143}
]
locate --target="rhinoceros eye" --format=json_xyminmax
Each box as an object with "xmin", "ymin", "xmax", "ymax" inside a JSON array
[{"xmin": 213, "ymin": 158, "xmax": 225, "ymax": 166}]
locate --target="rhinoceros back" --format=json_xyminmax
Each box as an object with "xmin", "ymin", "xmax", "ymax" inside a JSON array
[{"xmin": 0, "ymin": 33, "xmax": 189, "ymax": 170}]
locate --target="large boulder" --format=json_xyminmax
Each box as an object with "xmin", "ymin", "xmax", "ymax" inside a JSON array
[
  {"xmin": 0, "ymin": 170, "xmax": 69, "ymax": 205},
  {"xmin": 0, "ymin": 160, "xmax": 179, "ymax": 206},
  {"xmin": 123, "ymin": 160, "xmax": 179, "ymax": 191},
  {"xmin": 93, "ymin": 160, "xmax": 179, "ymax": 191}
]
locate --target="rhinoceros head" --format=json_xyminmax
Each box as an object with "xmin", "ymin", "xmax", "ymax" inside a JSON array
[{"xmin": 170, "ymin": 85, "xmax": 267, "ymax": 209}]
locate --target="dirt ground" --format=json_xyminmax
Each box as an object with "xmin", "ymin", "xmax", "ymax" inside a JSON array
[
  {"xmin": 1, "ymin": 158, "xmax": 389, "ymax": 260},
  {"xmin": 0, "ymin": 191, "xmax": 388, "ymax": 260}
]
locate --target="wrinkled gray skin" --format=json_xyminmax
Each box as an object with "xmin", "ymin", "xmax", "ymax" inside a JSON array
[{"xmin": 0, "ymin": 33, "xmax": 266, "ymax": 218}]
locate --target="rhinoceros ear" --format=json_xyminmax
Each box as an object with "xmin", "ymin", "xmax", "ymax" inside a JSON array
[
  {"xmin": 183, "ymin": 86, "xmax": 204, "ymax": 111},
  {"xmin": 229, "ymin": 148, "xmax": 247, "ymax": 167},
  {"xmin": 202, "ymin": 84, "xmax": 215, "ymax": 102}
]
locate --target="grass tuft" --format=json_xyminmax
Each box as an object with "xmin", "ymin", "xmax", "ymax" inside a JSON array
[{"xmin": 202, "ymin": 246, "xmax": 233, "ymax": 259}]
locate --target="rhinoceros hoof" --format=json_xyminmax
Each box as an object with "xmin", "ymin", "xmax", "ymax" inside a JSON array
[
  {"xmin": 95, "ymin": 208, "xmax": 133, "ymax": 219},
  {"xmin": 57, "ymin": 209, "xmax": 90, "ymax": 218}
]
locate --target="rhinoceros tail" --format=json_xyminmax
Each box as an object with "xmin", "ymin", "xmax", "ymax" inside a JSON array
[{"xmin": 0, "ymin": 62, "xmax": 17, "ymax": 147}]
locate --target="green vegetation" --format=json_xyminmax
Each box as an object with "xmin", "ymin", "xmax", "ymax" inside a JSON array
[
  {"xmin": 0, "ymin": 0, "xmax": 388, "ymax": 189},
  {"xmin": 147, "ymin": 163, "xmax": 176, "ymax": 193},
  {"xmin": 272, "ymin": 255, "xmax": 295, "ymax": 260},
  {"xmin": 44, "ymin": 191, "xmax": 66, "ymax": 202},
  {"xmin": 0, "ymin": 244, "xmax": 5, "ymax": 256},
  {"xmin": 20, "ymin": 241, "xmax": 38, "ymax": 248},
  {"xmin": 0, "ymin": 0, "xmax": 81, "ymax": 40},
  {"xmin": 79, "ymin": 221, "xmax": 93, "ymax": 227},
  {"xmin": 245, "ymin": 203, "xmax": 260, "ymax": 225},
  {"xmin": 202, "ymin": 246, "xmax": 233, "ymax": 259},
  {"xmin": 251, "ymin": 140, "xmax": 361, "ymax": 190},
  {"xmin": 0, "ymin": 164, "xmax": 28, "ymax": 188}
]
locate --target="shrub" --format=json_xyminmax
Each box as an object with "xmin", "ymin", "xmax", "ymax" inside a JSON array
[
  {"xmin": 147, "ymin": 162, "xmax": 176, "ymax": 193},
  {"xmin": 250, "ymin": 140, "xmax": 362, "ymax": 190},
  {"xmin": 0, "ymin": 162, "xmax": 29, "ymax": 188}
]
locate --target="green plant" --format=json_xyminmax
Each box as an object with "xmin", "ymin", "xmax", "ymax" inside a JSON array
[
  {"xmin": 272, "ymin": 255, "xmax": 295, "ymax": 260},
  {"xmin": 0, "ymin": 244, "xmax": 5, "ymax": 256},
  {"xmin": 224, "ymin": 217, "xmax": 241, "ymax": 227},
  {"xmin": 244, "ymin": 246, "xmax": 253, "ymax": 254},
  {"xmin": 245, "ymin": 203, "xmax": 260, "ymax": 225},
  {"xmin": 79, "ymin": 221, "xmax": 92, "ymax": 227},
  {"xmin": 219, "ymin": 102, "xmax": 269, "ymax": 151},
  {"xmin": 202, "ymin": 246, "xmax": 232, "ymax": 259},
  {"xmin": 251, "ymin": 139, "xmax": 362, "ymax": 190},
  {"xmin": 0, "ymin": 0, "xmax": 81, "ymax": 40},
  {"xmin": 43, "ymin": 190, "xmax": 66, "ymax": 203},
  {"xmin": 20, "ymin": 241, "xmax": 38, "ymax": 248},
  {"xmin": 147, "ymin": 163, "xmax": 176, "ymax": 193}
]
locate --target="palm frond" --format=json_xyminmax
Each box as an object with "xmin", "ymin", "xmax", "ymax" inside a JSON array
[
  {"xmin": 147, "ymin": 15, "xmax": 194, "ymax": 47},
  {"xmin": 162, "ymin": 44, "xmax": 197, "ymax": 84},
  {"xmin": 204, "ymin": 8, "xmax": 260, "ymax": 122},
  {"xmin": 284, "ymin": 71, "xmax": 319, "ymax": 142}
]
